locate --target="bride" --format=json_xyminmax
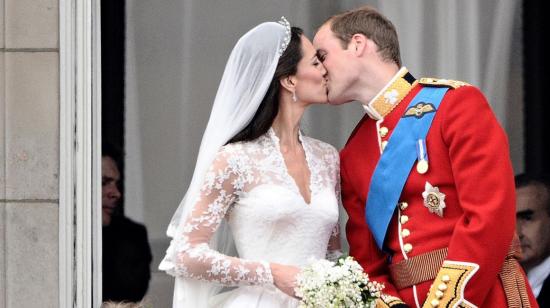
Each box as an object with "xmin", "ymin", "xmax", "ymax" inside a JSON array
[{"xmin": 159, "ymin": 17, "xmax": 342, "ymax": 307}]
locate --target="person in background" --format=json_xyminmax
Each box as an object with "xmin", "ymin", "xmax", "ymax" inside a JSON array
[
  {"xmin": 516, "ymin": 174, "xmax": 550, "ymax": 307},
  {"xmin": 101, "ymin": 300, "xmax": 149, "ymax": 308},
  {"xmin": 102, "ymin": 142, "xmax": 153, "ymax": 303}
]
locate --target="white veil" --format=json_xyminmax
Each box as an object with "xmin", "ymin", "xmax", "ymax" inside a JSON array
[{"xmin": 159, "ymin": 18, "xmax": 292, "ymax": 307}]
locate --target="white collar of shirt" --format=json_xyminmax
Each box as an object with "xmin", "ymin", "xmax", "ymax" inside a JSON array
[{"xmin": 527, "ymin": 255, "xmax": 550, "ymax": 297}]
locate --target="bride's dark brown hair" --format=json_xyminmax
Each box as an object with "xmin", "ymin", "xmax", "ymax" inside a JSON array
[{"xmin": 227, "ymin": 26, "xmax": 304, "ymax": 144}]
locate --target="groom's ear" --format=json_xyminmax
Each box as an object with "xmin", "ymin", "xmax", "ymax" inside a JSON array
[
  {"xmin": 350, "ymin": 33, "xmax": 368, "ymax": 56},
  {"xmin": 279, "ymin": 75, "xmax": 296, "ymax": 92}
]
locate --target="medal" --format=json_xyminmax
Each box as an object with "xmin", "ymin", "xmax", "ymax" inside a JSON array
[
  {"xmin": 416, "ymin": 139, "xmax": 429, "ymax": 174},
  {"xmin": 416, "ymin": 160, "xmax": 429, "ymax": 174}
]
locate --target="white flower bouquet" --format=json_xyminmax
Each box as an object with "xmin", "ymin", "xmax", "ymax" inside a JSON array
[{"xmin": 294, "ymin": 256, "xmax": 384, "ymax": 308}]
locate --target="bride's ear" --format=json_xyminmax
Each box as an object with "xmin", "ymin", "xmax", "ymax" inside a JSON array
[{"xmin": 279, "ymin": 75, "xmax": 296, "ymax": 93}]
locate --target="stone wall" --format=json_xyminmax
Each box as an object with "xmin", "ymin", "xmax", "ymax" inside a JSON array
[{"xmin": 0, "ymin": 0, "xmax": 59, "ymax": 307}]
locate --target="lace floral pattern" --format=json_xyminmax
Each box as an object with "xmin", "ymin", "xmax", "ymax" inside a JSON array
[{"xmin": 172, "ymin": 128, "xmax": 341, "ymax": 286}]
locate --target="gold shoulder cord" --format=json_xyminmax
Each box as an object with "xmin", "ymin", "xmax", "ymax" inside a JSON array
[{"xmin": 418, "ymin": 78, "xmax": 470, "ymax": 89}]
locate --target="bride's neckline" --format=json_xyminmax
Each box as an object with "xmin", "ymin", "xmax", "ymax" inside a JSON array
[{"xmin": 267, "ymin": 127, "xmax": 313, "ymax": 205}]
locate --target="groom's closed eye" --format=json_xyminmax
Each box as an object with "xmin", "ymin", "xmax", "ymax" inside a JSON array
[{"xmin": 316, "ymin": 50, "xmax": 327, "ymax": 62}]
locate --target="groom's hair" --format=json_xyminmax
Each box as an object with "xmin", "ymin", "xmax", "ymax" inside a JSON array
[
  {"xmin": 326, "ymin": 5, "xmax": 401, "ymax": 67},
  {"xmin": 227, "ymin": 27, "xmax": 304, "ymax": 144}
]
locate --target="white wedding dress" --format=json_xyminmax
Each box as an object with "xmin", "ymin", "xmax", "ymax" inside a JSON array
[{"xmin": 163, "ymin": 128, "xmax": 341, "ymax": 307}]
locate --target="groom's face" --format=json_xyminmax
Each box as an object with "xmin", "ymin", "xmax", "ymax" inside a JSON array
[{"xmin": 313, "ymin": 23, "xmax": 356, "ymax": 105}]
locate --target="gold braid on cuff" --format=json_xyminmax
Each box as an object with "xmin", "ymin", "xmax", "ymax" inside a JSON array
[{"xmin": 422, "ymin": 260, "xmax": 479, "ymax": 308}]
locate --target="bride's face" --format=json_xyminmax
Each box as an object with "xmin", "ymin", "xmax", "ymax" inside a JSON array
[{"xmin": 293, "ymin": 35, "xmax": 328, "ymax": 105}]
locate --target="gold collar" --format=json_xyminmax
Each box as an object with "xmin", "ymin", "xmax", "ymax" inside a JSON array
[{"xmin": 363, "ymin": 67, "xmax": 417, "ymax": 120}]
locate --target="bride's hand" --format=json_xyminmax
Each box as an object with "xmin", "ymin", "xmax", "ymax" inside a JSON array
[{"xmin": 270, "ymin": 263, "xmax": 301, "ymax": 298}]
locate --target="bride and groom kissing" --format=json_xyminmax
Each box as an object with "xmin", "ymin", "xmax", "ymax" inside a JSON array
[{"xmin": 159, "ymin": 5, "xmax": 537, "ymax": 308}]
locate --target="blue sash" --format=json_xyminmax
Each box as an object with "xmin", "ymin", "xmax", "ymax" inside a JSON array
[{"xmin": 366, "ymin": 86, "xmax": 449, "ymax": 250}]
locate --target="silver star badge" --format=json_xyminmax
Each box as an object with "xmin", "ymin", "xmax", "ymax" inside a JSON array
[{"xmin": 422, "ymin": 182, "xmax": 446, "ymax": 217}]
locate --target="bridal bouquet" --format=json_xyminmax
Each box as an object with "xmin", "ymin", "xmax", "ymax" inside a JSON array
[{"xmin": 294, "ymin": 256, "xmax": 384, "ymax": 308}]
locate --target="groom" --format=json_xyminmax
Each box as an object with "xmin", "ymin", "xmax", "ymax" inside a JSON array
[{"xmin": 313, "ymin": 5, "xmax": 537, "ymax": 308}]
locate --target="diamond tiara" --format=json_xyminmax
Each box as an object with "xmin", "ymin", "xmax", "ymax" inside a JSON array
[{"xmin": 278, "ymin": 16, "xmax": 291, "ymax": 56}]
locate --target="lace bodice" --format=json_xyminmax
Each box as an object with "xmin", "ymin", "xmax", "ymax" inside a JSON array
[{"xmin": 165, "ymin": 128, "xmax": 341, "ymax": 287}]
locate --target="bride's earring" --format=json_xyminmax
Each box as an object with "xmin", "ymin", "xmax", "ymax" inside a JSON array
[{"xmin": 292, "ymin": 91, "xmax": 297, "ymax": 102}]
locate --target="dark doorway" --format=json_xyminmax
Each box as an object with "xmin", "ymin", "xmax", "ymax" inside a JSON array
[
  {"xmin": 523, "ymin": 0, "xmax": 550, "ymax": 175},
  {"xmin": 101, "ymin": 0, "xmax": 153, "ymax": 304},
  {"xmin": 101, "ymin": 0, "xmax": 125, "ymax": 215}
]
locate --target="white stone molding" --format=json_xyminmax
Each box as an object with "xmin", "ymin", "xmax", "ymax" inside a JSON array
[{"xmin": 59, "ymin": 0, "xmax": 102, "ymax": 307}]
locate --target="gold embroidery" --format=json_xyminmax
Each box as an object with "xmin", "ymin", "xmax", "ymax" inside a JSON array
[
  {"xmin": 376, "ymin": 294, "xmax": 406, "ymax": 307},
  {"xmin": 422, "ymin": 260, "xmax": 479, "ymax": 308},
  {"xmin": 367, "ymin": 68, "xmax": 417, "ymax": 119},
  {"xmin": 419, "ymin": 78, "xmax": 470, "ymax": 89},
  {"xmin": 403, "ymin": 102, "xmax": 436, "ymax": 119}
]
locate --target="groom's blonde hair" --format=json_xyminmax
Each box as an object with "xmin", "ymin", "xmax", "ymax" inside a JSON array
[{"xmin": 326, "ymin": 5, "xmax": 401, "ymax": 66}]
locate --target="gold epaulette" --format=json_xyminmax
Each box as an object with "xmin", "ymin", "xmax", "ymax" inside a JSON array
[{"xmin": 419, "ymin": 78, "xmax": 470, "ymax": 89}]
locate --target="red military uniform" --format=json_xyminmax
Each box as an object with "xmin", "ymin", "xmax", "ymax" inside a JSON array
[{"xmin": 340, "ymin": 68, "xmax": 538, "ymax": 307}]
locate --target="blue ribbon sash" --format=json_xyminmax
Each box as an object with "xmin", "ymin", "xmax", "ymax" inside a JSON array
[{"xmin": 366, "ymin": 86, "xmax": 449, "ymax": 249}]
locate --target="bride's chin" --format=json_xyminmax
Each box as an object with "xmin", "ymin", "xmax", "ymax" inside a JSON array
[
  {"xmin": 314, "ymin": 91, "xmax": 329, "ymax": 105},
  {"xmin": 319, "ymin": 94, "xmax": 330, "ymax": 104},
  {"xmin": 303, "ymin": 93, "xmax": 329, "ymax": 105},
  {"xmin": 309, "ymin": 97, "xmax": 329, "ymax": 105}
]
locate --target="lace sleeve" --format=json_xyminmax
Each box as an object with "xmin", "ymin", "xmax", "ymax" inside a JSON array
[{"xmin": 172, "ymin": 147, "xmax": 273, "ymax": 286}]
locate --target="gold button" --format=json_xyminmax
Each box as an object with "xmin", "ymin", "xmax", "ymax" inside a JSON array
[
  {"xmin": 379, "ymin": 126, "xmax": 389, "ymax": 137},
  {"xmin": 400, "ymin": 202, "xmax": 408, "ymax": 210},
  {"xmin": 400, "ymin": 215, "xmax": 409, "ymax": 224},
  {"xmin": 401, "ymin": 229, "xmax": 410, "ymax": 237},
  {"xmin": 381, "ymin": 140, "xmax": 388, "ymax": 151},
  {"xmin": 403, "ymin": 243, "xmax": 413, "ymax": 253},
  {"xmin": 435, "ymin": 290, "xmax": 444, "ymax": 299},
  {"xmin": 437, "ymin": 283, "xmax": 447, "ymax": 291},
  {"xmin": 430, "ymin": 299, "xmax": 440, "ymax": 307},
  {"xmin": 441, "ymin": 275, "xmax": 450, "ymax": 283}
]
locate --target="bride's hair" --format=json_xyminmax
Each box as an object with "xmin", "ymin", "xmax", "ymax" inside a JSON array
[{"xmin": 227, "ymin": 26, "xmax": 304, "ymax": 144}]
